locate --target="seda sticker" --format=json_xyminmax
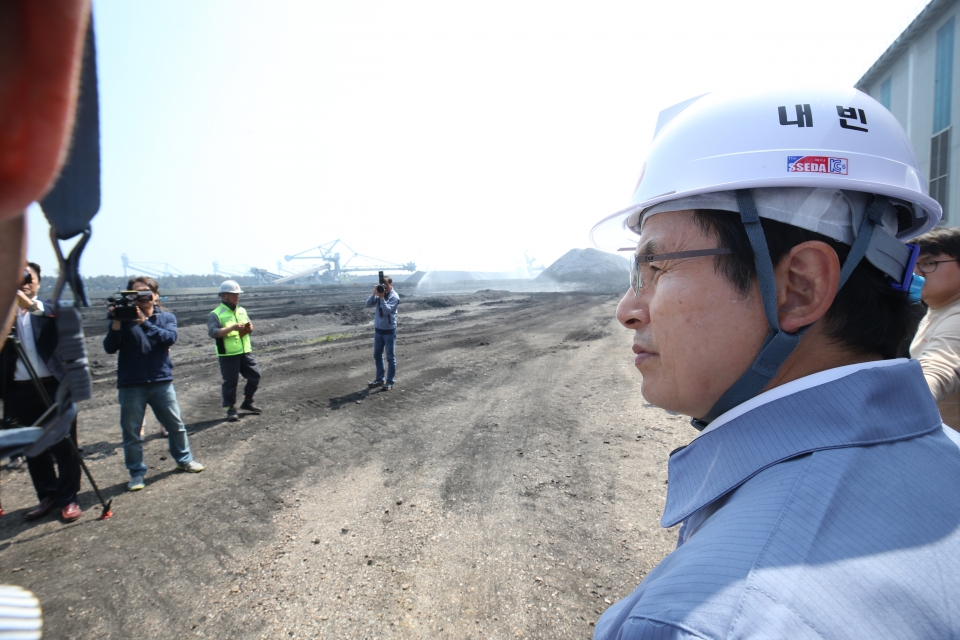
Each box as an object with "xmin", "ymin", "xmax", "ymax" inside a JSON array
[{"xmin": 787, "ymin": 155, "xmax": 848, "ymax": 175}]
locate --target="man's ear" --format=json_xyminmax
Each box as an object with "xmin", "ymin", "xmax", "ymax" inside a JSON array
[
  {"xmin": 775, "ymin": 240, "xmax": 841, "ymax": 333},
  {"xmin": 0, "ymin": 1, "xmax": 90, "ymax": 221}
]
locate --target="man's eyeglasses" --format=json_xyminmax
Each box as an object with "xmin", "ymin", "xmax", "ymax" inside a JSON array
[
  {"xmin": 624, "ymin": 248, "xmax": 732, "ymax": 296},
  {"xmin": 133, "ymin": 290, "xmax": 154, "ymax": 300},
  {"xmin": 915, "ymin": 259, "xmax": 959, "ymax": 275}
]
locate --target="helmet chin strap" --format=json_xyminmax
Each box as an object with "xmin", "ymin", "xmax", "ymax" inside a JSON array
[{"xmin": 690, "ymin": 190, "xmax": 889, "ymax": 431}]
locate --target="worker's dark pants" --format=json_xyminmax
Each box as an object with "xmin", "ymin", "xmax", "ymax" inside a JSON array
[
  {"xmin": 3, "ymin": 379, "xmax": 81, "ymax": 507},
  {"xmin": 218, "ymin": 353, "xmax": 261, "ymax": 408}
]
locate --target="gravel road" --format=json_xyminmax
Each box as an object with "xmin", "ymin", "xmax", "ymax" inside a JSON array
[{"xmin": 0, "ymin": 290, "xmax": 691, "ymax": 639}]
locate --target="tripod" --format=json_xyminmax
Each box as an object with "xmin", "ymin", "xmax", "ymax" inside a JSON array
[{"xmin": 2, "ymin": 326, "xmax": 112, "ymax": 519}]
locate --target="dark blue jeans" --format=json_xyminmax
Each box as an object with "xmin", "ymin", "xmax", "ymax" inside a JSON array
[{"xmin": 374, "ymin": 330, "xmax": 396, "ymax": 384}]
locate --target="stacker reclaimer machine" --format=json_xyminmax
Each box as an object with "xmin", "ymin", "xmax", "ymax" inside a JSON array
[{"xmin": 270, "ymin": 239, "xmax": 416, "ymax": 285}]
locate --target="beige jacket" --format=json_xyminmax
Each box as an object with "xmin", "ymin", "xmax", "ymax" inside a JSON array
[{"xmin": 910, "ymin": 298, "xmax": 960, "ymax": 430}]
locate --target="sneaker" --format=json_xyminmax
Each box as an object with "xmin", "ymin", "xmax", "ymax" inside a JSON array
[
  {"xmin": 368, "ymin": 379, "xmax": 384, "ymax": 388},
  {"xmin": 6, "ymin": 455, "xmax": 25, "ymax": 470},
  {"xmin": 240, "ymin": 399, "xmax": 263, "ymax": 414},
  {"xmin": 383, "ymin": 383, "xmax": 393, "ymax": 391},
  {"xmin": 226, "ymin": 407, "xmax": 239, "ymax": 422},
  {"xmin": 177, "ymin": 460, "xmax": 205, "ymax": 473},
  {"xmin": 128, "ymin": 476, "xmax": 146, "ymax": 491}
]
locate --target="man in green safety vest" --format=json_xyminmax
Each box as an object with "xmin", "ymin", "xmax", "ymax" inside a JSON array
[{"xmin": 208, "ymin": 280, "xmax": 263, "ymax": 422}]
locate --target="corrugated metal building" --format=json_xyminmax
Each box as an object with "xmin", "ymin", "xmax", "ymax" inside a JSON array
[{"xmin": 857, "ymin": 0, "xmax": 958, "ymax": 224}]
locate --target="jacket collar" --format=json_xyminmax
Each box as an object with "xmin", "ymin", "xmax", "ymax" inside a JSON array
[{"xmin": 661, "ymin": 360, "xmax": 942, "ymax": 527}]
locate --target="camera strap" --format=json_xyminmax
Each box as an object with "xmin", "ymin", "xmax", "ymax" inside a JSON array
[{"xmin": 34, "ymin": 19, "xmax": 100, "ymax": 430}]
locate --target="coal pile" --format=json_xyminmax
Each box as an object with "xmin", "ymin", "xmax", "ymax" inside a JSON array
[{"xmin": 536, "ymin": 248, "xmax": 629, "ymax": 291}]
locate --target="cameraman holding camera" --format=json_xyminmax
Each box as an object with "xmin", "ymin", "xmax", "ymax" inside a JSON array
[
  {"xmin": 103, "ymin": 276, "xmax": 204, "ymax": 492},
  {"xmin": 365, "ymin": 274, "xmax": 400, "ymax": 390},
  {"xmin": 0, "ymin": 263, "xmax": 82, "ymax": 521},
  {"xmin": 208, "ymin": 280, "xmax": 262, "ymax": 422}
]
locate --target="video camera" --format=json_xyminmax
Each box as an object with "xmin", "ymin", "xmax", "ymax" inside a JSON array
[
  {"xmin": 23, "ymin": 269, "xmax": 32, "ymax": 286},
  {"xmin": 106, "ymin": 290, "xmax": 150, "ymax": 321},
  {"xmin": 376, "ymin": 271, "xmax": 386, "ymax": 294}
]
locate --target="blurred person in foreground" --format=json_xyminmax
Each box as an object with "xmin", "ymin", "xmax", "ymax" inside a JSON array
[
  {"xmin": 0, "ymin": 0, "xmax": 90, "ymax": 524},
  {"xmin": 1, "ymin": 262, "xmax": 81, "ymax": 521},
  {"xmin": 209, "ymin": 280, "xmax": 262, "ymax": 422},
  {"xmin": 0, "ymin": 1, "xmax": 91, "ymax": 345},
  {"xmin": 365, "ymin": 275, "xmax": 399, "ymax": 391},
  {"xmin": 103, "ymin": 276, "xmax": 204, "ymax": 491},
  {"xmin": 591, "ymin": 88, "xmax": 960, "ymax": 639},
  {"xmin": 910, "ymin": 227, "xmax": 960, "ymax": 430}
]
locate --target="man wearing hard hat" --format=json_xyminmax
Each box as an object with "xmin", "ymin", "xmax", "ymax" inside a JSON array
[
  {"xmin": 591, "ymin": 89, "xmax": 960, "ymax": 639},
  {"xmin": 208, "ymin": 281, "xmax": 263, "ymax": 422}
]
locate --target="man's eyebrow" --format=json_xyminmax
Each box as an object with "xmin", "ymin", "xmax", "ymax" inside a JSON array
[{"xmin": 637, "ymin": 240, "xmax": 660, "ymax": 256}]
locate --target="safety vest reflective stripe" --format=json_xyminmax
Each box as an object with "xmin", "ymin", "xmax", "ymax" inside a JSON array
[{"xmin": 213, "ymin": 303, "xmax": 251, "ymax": 356}]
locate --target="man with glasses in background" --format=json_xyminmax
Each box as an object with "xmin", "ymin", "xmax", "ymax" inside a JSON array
[{"xmin": 910, "ymin": 227, "xmax": 960, "ymax": 430}]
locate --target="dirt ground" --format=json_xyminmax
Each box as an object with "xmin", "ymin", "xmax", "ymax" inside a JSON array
[{"xmin": 0, "ymin": 289, "xmax": 692, "ymax": 639}]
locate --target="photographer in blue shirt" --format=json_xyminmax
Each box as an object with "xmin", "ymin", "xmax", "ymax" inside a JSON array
[
  {"xmin": 365, "ymin": 274, "xmax": 399, "ymax": 391},
  {"xmin": 592, "ymin": 88, "xmax": 960, "ymax": 639},
  {"xmin": 103, "ymin": 276, "xmax": 204, "ymax": 491}
]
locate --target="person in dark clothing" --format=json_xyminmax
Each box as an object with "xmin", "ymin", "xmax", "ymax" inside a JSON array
[
  {"xmin": 0, "ymin": 263, "xmax": 82, "ymax": 521},
  {"xmin": 103, "ymin": 276, "xmax": 204, "ymax": 492}
]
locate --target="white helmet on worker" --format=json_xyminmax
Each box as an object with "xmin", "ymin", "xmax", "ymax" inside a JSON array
[
  {"xmin": 592, "ymin": 86, "xmax": 941, "ymax": 251},
  {"xmin": 594, "ymin": 86, "xmax": 942, "ymax": 429},
  {"xmin": 219, "ymin": 280, "xmax": 243, "ymax": 294}
]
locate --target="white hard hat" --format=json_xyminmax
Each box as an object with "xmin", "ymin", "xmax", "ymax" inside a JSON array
[
  {"xmin": 591, "ymin": 86, "xmax": 942, "ymax": 251},
  {"xmin": 594, "ymin": 86, "xmax": 940, "ymax": 430},
  {"xmin": 219, "ymin": 280, "xmax": 243, "ymax": 294}
]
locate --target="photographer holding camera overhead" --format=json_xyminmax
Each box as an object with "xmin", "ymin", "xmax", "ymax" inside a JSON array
[
  {"xmin": 103, "ymin": 276, "xmax": 204, "ymax": 492},
  {"xmin": 0, "ymin": 262, "xmax": 82, "ymax": 521},
  {"xmin": 365, "ymin": 272, "xmax": 400, "ymax": 391}
]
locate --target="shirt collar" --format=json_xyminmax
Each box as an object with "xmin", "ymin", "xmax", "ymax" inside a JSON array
[
  {"xmin": 661, "ymin": 359, "xmax": 942, "ymax": 528},
  {"xmin": 698, "ymin": 359, "xmax": 907, "ymax": 437}
]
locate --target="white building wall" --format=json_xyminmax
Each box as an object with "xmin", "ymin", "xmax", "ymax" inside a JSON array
[
  {"xmin": 884, "ymin": 56, "xmax": 910, "ymax": 129},
  {"xmin": 860, "ymin": 0, "xmax": 960, "ymax": 224}
]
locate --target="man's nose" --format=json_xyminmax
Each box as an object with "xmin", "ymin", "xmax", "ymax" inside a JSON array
[{"xmin": 616, "ymin": 288, "xmax": 649, "ymax": 329}]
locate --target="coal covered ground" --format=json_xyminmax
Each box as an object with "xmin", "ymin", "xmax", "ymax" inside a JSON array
[{"xmin": 0, "ymin": 289, "xmax": 691, "ymax": 639}]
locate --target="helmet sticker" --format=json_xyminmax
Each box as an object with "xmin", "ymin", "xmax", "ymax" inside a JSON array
[
  {"xmin": 787, "ymin": 156, "xmax": 848, "ymax": 174},
  {"xmin": 838, "ymin": 106, "xmax": 868, "ymax": 132},
  {"xmin": 778, "ymin": 104, "xmax": 813, "ymax": 127}
]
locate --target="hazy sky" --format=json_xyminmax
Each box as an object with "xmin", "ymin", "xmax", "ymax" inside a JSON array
[{"xmin": 27, "ymin": 0, "xmax": 929, "ymax": 278}]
